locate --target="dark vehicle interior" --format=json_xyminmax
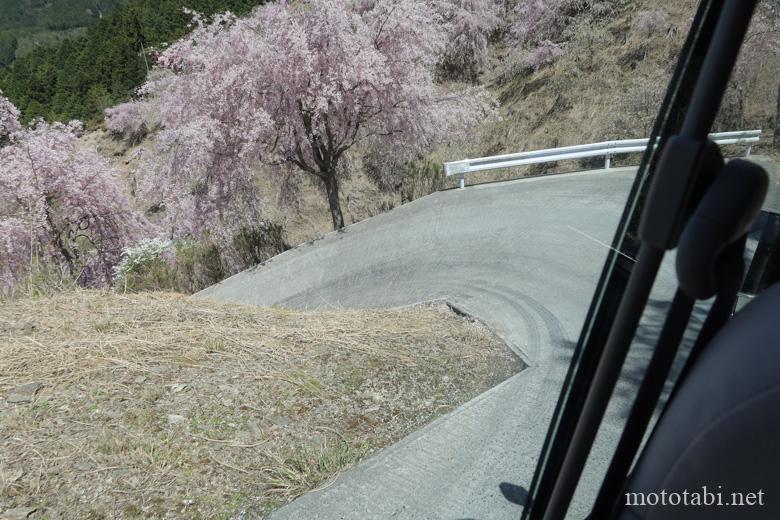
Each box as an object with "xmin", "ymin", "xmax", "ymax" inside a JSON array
[{"xmin": 522, "ymin": 1, "xmax": 780, "ymax": 518}]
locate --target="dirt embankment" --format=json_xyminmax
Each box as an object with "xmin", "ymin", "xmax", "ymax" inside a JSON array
[{"xmin": 0, "ymin": 291, "xmax": 522, "ymax": 519}]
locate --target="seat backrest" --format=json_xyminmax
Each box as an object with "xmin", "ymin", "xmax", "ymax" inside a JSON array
[{"xmin": 619, "ymin": 283, "xmax": 780, "ymax": 520}]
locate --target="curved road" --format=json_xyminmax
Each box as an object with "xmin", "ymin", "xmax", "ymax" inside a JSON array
[{"xmin": 197, "ymin": 168, "xmax": 682, "ymax": 519}]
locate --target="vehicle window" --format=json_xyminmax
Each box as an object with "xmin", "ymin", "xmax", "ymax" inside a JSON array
[
  {"xmin": 726, "ymin": 2, "xmax": 780, "ymax": 303},
  {"xmin": 526, "ymin": 1, "xmax": 780, "ymax": 518},
  {"xmin": 521, "ymin": 1, "xmax": 722, "ymax": 517}
]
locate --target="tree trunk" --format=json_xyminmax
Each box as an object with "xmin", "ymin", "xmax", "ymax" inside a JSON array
[
  {"xmin": 323, "ymin": 172, "xmax": 345, "ymax": 230},
  {"xmin": 45, "ymin": 205, "xmax": 77, "ymax": 281}
]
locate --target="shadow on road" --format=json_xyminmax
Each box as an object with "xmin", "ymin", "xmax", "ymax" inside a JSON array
[
  {"xmin": 499, "ymin": 482, "xmax": 529, "ymax": 505},
  {"xmin": 548, "ymin": 297, "xmax": 710, "ymax": 422},
  {"xmin": 455, "ymin": 482, "xmax": 528, "ymax": 520},
  {"xmin": 457, "ymin": 482, "xmax": 528, "ymax": 520}
]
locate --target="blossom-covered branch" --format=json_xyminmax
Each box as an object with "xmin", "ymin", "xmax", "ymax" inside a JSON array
[
  {"xmin": 0, "ymin": 117, "xmax": 153, "ymax": 294},
  {"xmin": 137, "ymin": 0, "xmax": 496, "ymax": 233}
]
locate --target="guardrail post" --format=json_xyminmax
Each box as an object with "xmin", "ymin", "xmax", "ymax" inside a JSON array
[
  {"xmin": 745, "ymin": 145, "xmax": 752, "ymax": 157},
  {"xmin": 459, "ymin": 173, "xmax": 465, "ymax": 190},
  {"xmin": 604, "ymin": 154, "xmax": 611, "ymax": 169}
]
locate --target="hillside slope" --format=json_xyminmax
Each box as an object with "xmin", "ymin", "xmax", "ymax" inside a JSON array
[
  {"xmin": 96, "ymin": 3, "xmax": 704, "ymax": 223},
  {"xmin": 0, "ymin": 0, "xmax": 267, "ymax": 122},
  {"xmin": 6, "ymin": 0, "xmax": 780, "ymax": 297},
  {"xmin": 83, "ymin": 0, "xmax": 780, "ymax": 290},
  {"xmin": 0, "ymin": 0, "xmax": 125, "ymax": 67},
  {"xmin": 0, "ymin": 291, "xmax": 521, "ymax": 518},
  {"xmin": 436, "ymin": 0, "xmax": 779, "ymax": 183}
]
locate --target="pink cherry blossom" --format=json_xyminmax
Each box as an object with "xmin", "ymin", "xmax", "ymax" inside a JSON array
[
  {"xmin": 512, "ymin": 0, "xmax": 612, "ymax": 46},
  {"xmin": 529, "ymin": 39, "xmax": 564, "ymax": 69},
  {"xmin": 138, "ymin": 0, "xmax": 496, "ymax": 240},
  {"xmin": 0, "ymin": 90, "xmax": 21, "ymax": 143},
  {"xmin": 438, "ymin": 0, "xmax": 502, "ymax": 82},
  {"xmin": 0, "ymin": 119, "xmax": 154, "ymax": 295},
  {"xmin": 105, "ymin": 100, "xmax": 159, "ymax": 143}
]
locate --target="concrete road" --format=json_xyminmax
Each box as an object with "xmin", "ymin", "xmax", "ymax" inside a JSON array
[{"xmin": 197, "ymin": 168, "xmax": 682, "ymax": 519}]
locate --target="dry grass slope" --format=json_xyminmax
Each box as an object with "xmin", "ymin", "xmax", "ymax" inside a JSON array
[{"xmin": 0, "ymin": 291, "xmax": 521, "ymax": 519}]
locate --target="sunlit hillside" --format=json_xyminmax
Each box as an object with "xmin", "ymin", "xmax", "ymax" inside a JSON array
[{"xmin": 2, "ymin": 0, "xmax": 780, "ymax": 297}]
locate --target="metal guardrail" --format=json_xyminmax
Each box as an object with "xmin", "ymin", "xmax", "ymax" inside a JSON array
[{"xmin": 444, "ymin": 130, "xmax": 762, "ymax": 189}]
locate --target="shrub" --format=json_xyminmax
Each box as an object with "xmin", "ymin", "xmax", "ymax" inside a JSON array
[
  {"xmin": 512, "ymin": 0, "xmax": 610, "ymax": 46},
  {"xmin": 631, "ymin": 9, "xmax": 669, "ymax": 42},
  {"xmin": 528, "ymin": 40, "xmax": 564, "ymax": 69},
  {"xmin": 113, "ymin": 238, "xmax": 173, "ymax": 291},
  {"xmin": 104, "ymin": 100, "xmax": 158, "ymax": 144},
  {"xmin": 0, "ymin": 256, "xmax": 79, "ymax": 301},
  {"xmin": 437, "ymin": 0, "xmax": 501, "ymax": 82},
  {"xmin": 232, "ymin": 223, "xmax": 289, "ymax": 269},
  {"xmin": 503, "ymin": 0, "xmax": 611, "ymax": 80},
  {"xmin": 171, "ymin": 240, "xmax": 227, "ymax": 294},
  {"xmin": 113, "ymin": 222, "xmax": 289, "ymax": 294},
  {"xmin": 611, "ymin": 72, "xmax": 667, "ymax": 138},
  {"xmin": 0, "ymin": 89, "xmax": 21, "ymax": 144},
  {"xmin": 400, "ymin": 159, "xmax": 445, "ymax": 202},
  {"xmin": 112, "ymin": 238, "xmax": 224, "ymax": 294},
  {"xmin": 0, "ymin": 119, "xmax": 154, "ymax": 296},
  {"xmin": 363, "ymin": 152, "xmax": 444, "ymax": 202}
]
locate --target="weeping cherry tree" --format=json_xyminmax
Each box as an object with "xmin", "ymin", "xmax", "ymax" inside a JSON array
[{"xmin": 141, "ymin": 0, "xmax": 496, "ymax": 232}]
